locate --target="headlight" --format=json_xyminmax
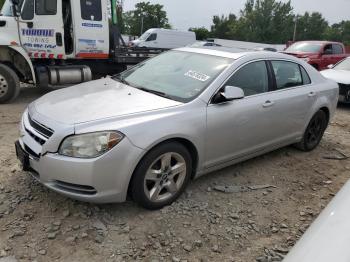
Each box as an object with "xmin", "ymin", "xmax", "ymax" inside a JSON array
[{"xmin": 59, "ymin": 131, "xmax": 124, "ymax": 158}]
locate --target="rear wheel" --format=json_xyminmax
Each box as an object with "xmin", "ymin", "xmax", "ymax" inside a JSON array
[
  {"xmin": 131, "ymin": 142, "xmax": 192, "ymax": 210},
  {"xmin": 295, "ymin": 110, "xmax": 328, "ymax": 152},
  {"xmin": 0, "ymin": 64, "xmax": 20, "ymax": 103}
]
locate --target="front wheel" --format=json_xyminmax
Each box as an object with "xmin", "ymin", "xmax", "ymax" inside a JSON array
[
  {"xmin": 131, "ymin": 142, "xmax": 192, "ymax": 210},
  {"xmin": 0, "ymin": 64, "xmax": 20, "ymax": 103},
  {"xmin": 295, "ymin": 110, "xmax": 328, "ymax": 152}
]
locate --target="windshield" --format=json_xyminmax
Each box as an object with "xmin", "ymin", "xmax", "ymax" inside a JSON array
[
  {"xmin": 334, "ymin": 58, "xmax": 350, "ymax": 71},
  {"xmin": 286, "ymin": 42, "xmax": 322, "ymax": 53},
  {"xmin": 1, "ymin": 0, "xmax": 14, "ymax": 16},
  {"xmin": 114, "ymin": 50, "xmax": 233, "ymax": 102},
  {"xmin": 0, "ymin": 0, "xmax": 23, "ymax": 16}
]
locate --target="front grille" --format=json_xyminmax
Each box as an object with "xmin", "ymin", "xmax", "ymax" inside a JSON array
[
  {"xmin": 28, "ymin": 115, "xmax": 54, "ymax": 138},
  {"xmin": 25, "ymin": 127, "xmax": 46, "ymax": 145},
  {"xmin": 53, "ymin": 180, "xmax": 97, "ymax": 195}
]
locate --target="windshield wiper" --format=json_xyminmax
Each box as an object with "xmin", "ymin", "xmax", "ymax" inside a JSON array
[
  {"xmin": 114, "ymin": 77, "xmax": 171, "ymax": 99},
  {"xmin": 137, "ymin": 87, "xmax": 170, "ymax": 99},
  {"xmin": 114, "ymin": 76, "xmax": 130, "ymax": 85}
]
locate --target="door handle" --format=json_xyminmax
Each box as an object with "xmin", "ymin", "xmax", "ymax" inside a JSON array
[
  {"xmin": 308, "ymin": 92, "xmax": 316, "ymax": 97},
  {"xmin": 262, "ymin": 100, "xmax": 275, "ymax": 108}
]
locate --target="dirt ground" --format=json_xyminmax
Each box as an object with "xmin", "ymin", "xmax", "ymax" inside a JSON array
[{"xmin": 0, "ymin": 86, "xmax": 349, "ymax": 262}]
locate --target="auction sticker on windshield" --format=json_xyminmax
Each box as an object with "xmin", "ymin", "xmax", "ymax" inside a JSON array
[{"xmin": 185, "ymin": 70, "xmax": 210, "ymax": 82}]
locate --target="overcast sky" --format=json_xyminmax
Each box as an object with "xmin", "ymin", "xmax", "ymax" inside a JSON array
[{"xmin": 123, "ymin": 0, "xmax": 350, "ymax": 30}]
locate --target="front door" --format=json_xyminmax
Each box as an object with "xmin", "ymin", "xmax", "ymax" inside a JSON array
[
  {"xmin": 321, "ymin": 44, "xmax": 335, "ymax": 70},
  {"xmin": 70, "ymin": 0, "xmax": 109, "ymax": 59},
  {"xmin": 19, "ymin": 0, "xmax": 66, "ymax": 59},
  {"xmin": 205, "ymin": 61, "xmax": 277, "ymax": 168}
]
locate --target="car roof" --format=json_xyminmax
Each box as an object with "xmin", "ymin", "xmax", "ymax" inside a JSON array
[
  {"xmin": 292, "ymin": 41, "xmax": 342, "ymax": 45},
  {"xmin": 177, "ymin": 47, "xmax": 252, "ymax": 59},
  {"xmin": 176, "ymin": 47, "xmax": 302, "ymax": 62}
]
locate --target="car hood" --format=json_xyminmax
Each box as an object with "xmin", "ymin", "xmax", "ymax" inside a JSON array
[
  {"xmin": 281, "ymin": 51, "xmax": 316, "ymax": 57},
  {"xmin": 321, "ymin": 69, "xmax": 350, "ymax": 85},
  {"xmin": 32, "ymin": 78, "xmax": 182, "ymax": 125}
]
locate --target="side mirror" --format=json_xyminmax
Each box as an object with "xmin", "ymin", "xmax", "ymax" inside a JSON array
[
  {"xmin": 327, "ymin": 64, "xmax": 334, "ymax": 69},
  {"xmin": 220, "ymin": 86, "xmax": 245, "ymax": 101}
]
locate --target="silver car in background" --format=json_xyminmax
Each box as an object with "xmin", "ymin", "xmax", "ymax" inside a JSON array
[
  {"xmin": 321, "ymin": 57, "xmax": 350, "ymax": 103},
  {"xmin": 16, "ymin": 48, "xmax": 339, "ymax": 209}
]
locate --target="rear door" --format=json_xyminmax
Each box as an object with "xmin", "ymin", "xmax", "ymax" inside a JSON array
[
  {"xmin": 71, "ymin": 0, "xmax": 109, "ymax": 59},
  {"xmin": 19, "ymin": 0, "xmax": 66, "ymax": 59},
  {"xmin": 267, "ymin": 60, "xmax": 316, "ymax": 140},
  {"xmin": 332, "ymin": 44, "xmax": 346, "ymax": 65}
]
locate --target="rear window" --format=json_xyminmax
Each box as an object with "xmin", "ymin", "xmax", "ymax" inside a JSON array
[
  {"xmin": 80, "ymin": 0, "xmax": 102, "ymax": 21},
  {"xmin": 300, "ymin": 66, "xmax": 311, "ymax": 84},
  {"xmin": 35, "ymin": 0, "xmax": 57, "ymax": 15}
]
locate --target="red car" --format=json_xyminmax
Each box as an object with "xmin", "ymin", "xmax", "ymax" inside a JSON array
[{"xmin": 283, "ymin": 41, "xmax": 349, "ymax": 71}]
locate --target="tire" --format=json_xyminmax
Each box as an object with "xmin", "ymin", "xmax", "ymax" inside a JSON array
[
  {"xmin": 131, "ymin": 142, "xmax": 192, "ymax": 210},
  {"xmin": 0, "ymin": 64, "xmax": 20, "ymax": 103},
  {"xmin": 295, "ymin": 110, "xmax": 328, "ymax": 152}
]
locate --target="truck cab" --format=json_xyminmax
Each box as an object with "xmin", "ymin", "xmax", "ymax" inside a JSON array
[
  {"xmin": 0, "ymin": 0, "xmax": 168, "ymax": 103},
  {"xmin": 2, "ymin": 0, "xmax": 110, "ymax": 60},
  {"xmin": 283, "ymin": 41, "xmax": 349, "ymax": 71}
]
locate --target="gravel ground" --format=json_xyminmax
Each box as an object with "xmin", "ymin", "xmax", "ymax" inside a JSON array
[{"xmin": 0, "ymin": 87, "xmax": 349, "ymax": 262}]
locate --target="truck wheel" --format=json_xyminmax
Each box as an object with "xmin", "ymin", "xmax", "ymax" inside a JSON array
[{"xmin": 0, "ymin": 64, "xmax": 20, "ymax": 103}]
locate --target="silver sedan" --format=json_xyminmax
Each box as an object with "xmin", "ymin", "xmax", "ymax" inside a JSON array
[{"xmin": 16, "ymin": 48, "xmax": 339, "ymax": 209}]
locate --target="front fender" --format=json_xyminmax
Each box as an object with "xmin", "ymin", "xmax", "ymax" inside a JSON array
[{"xmin": 8, "ymin": 45, "xmax": 36, "ymax": 83}]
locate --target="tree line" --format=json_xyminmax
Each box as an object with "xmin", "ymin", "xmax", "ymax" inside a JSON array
[
  {"xmin": 189, "ymin": 0, "xmax": 350, "ymax": 45},
  {"xmin": 123, "ymin": 0, "xmax": 350, "ymax": 45},
  {"xmin": 0, "ymin": 0, "xmax": 349, "ymax": 45}
]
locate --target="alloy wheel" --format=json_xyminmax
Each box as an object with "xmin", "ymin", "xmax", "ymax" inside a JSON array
[{"xmin": 143, "ymin": 152, "xmax": 187, "ymax": 203}]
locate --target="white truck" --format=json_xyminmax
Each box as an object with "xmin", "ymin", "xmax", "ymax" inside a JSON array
[
  {"xmin": 130, "ymin": 28, "xmax": 196, "ymax": 49},
  {"xmin": 0, "ymin": 0, "xmax": 165, "ymax": 103}
]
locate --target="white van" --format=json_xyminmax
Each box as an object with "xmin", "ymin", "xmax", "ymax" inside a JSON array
[{"xmin": 131, "ymin": 29, "xmax": 196, "ymax": 49}]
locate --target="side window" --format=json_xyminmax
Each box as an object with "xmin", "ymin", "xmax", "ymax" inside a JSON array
[
  {"xmin": 271, "ymin": 61, "xmax": 303, "ymax": 89},
  {"xmin": 300, "ymin": 66, "xmax": 311, "ymax": 85},
  {"xmin": 80, "ymin": 0, "xmax": 102, "ymax": 21},
  {"xmin": 35, "ymin": 0, "xmax": 57, "ymax": 15},
  {"xmin": 332, "ymin": 44, "xmax": 343, "ymax": 55},
  {"xmin": 146, "ymin": 33, "xmax": 157, "ymax": 42},
  {"xmin": 224, "ymin": 61, "xmax": 269, "ymax": 96},
  {"xmin": 324, "ymin": 44, "xmax": 333, "ymax": 55},
  {"xmin": 21, "ymin": 0, "xmax": 34, "ymax": 20}
]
